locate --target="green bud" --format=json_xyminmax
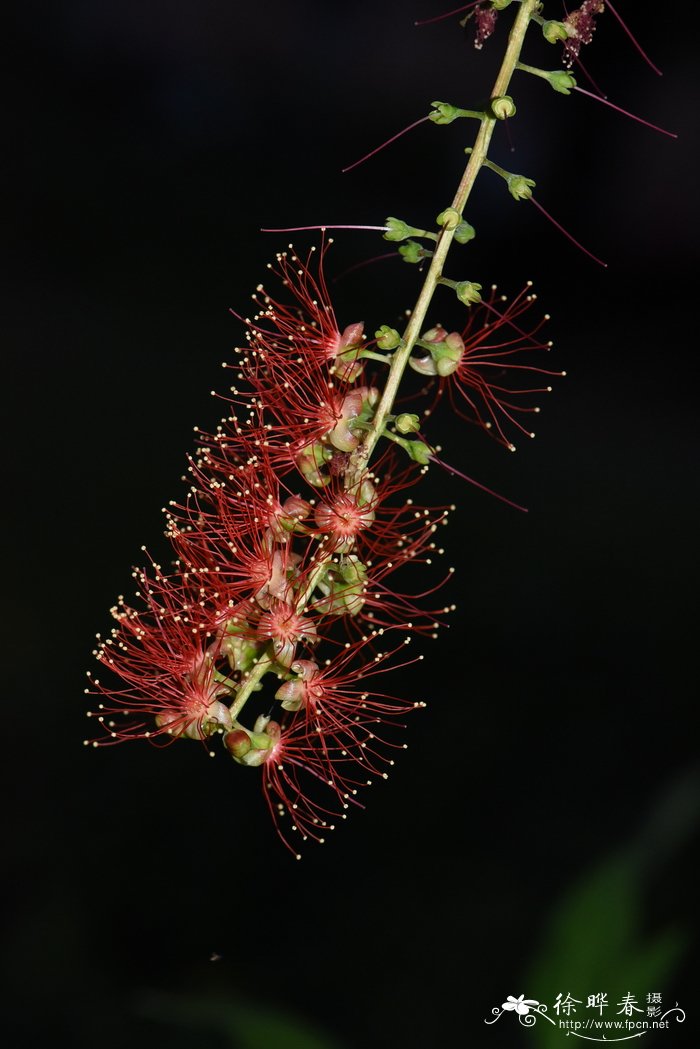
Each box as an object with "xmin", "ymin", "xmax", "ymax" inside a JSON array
[
  {"xmin": 375, "ymin": 324, "xmax": 401, "ymax": 351},
  {"xmin": 405, "ymin": 440, "xmax": 432, "ymax": 466},
  {"xmin": 507, "ymin": 174, "xmax": 535, "ymax": 201},
  {"xmin": 395, "ymin": 413, "xmax": 421, "ymax": 435},
  {"xmin": 492, "ymin": 0, "xmax": 512, "ymax": 9},
  {"xmin": 542, "ymin": 19, "xmax": 569, "ymax": 44},
  {"xmin": 429, "ymin": 101, "xmax": 460, "ymax": 125},
  {"xmin": 454, "ymin": 220, "xmax": 476, "ymax": 244},
  {"xmin": 491, "ymin": 95, "xmax": 516, "ymax": 120},
  {"xmin": 437, "ymin": 207, "xmax": 461, "ymax": 231},
  {"xmin": 548, "ymin": 70, "xmax": 577, "ymax": 95},
  {"xmin": 399, "ymin": 240, "xmax": 431, "ymax": 265},
  {"xmin": 455, "ymin": 281, "xmax": 483, "ymax": 306},
  {"xmin": 384, "ymin": 216, "xmax": 414, "ymax": 242}
]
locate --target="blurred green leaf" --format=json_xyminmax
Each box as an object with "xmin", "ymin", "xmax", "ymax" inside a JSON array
[
  {"xmin": 522, "ymin": 771, "xmax": 700, "ymax": 1049},
  {"xmin": 138, "ymin": 990, "xmax": 343, "ymax": 1049}
]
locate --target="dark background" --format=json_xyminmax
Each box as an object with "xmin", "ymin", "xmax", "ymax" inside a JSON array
[{"xmin": 4, "ymin": 2, "xmax": 698, "ymax": 1047}]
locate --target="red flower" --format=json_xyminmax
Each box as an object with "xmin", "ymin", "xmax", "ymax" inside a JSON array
[{"xmin": 413, "ymin": 285, "xmax": 564, "ymax": 451}]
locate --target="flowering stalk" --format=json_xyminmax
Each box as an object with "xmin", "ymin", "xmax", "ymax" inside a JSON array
[{"xmin": 87, "ymin": 1, "xmax": 667, "ymax": 856}]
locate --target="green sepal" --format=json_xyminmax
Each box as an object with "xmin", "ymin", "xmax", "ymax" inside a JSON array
[
  {"xmin": 542, "ymin": 19, "xmax": 569, "ymax": 43},
  {"xmin": 395, "ymin": 413, "xmax": 421, "ymax": 435},
  {"xmin": 375, "ymin": 325, "xmax": 402, "ymax": 350},
  {"xmin": 399, "ymin": 240, "xmax": 433, "ymax": 264},
  {"xmin": 455, "ymin": 280, "xmax": 482, "ymax": 305},
  {"xmin": 548, "ymin": 70, "xmax": 577, "ymax": 94},
  {"xmin": 454, "ymin": 220, "xmax": 476, "ymax": 244}
]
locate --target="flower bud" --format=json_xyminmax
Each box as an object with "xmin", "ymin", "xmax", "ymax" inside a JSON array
[
  {"xmin": 454, "ymin": 220, "xmax": 476, "ymax": 244},
  {"xmin": 491, "ymin": 95, "xmax": 516, "ymax": 120},
  {"xmin": 507, "ymin": 174, "xmax": 535, "ymax": 201},
  {"xmin": 542, "ymin": 19, "xmax": 569, "ymax": 44},
  {"xmin": 395, "ymin": 413, "xmax": 421, "ymax": 435},
  {"xmin": 375, "ymin": 325, "xmax": 401, "ymax": 350},
  {"xmin": 455, "ymin": 281, "xmax": 483, "ymax": 305},
  {"xmin": 399, "ymin": 240, "xmax": 430, "ymax": 264},
  {"xmin": 436, "ymin": 207, "xmax": 461, "ymax": 231},
  {"xmin": 405, "ymin": 440, "xmax": 432, "ymax": 466},
  {"xmin": 548, "ymin": 70, "xmax": 576, "ymax": 94},
  {"xmin": 492, "ymin": 0, "xmax": 512, "ymax": 8},
  {"xmin": 223, "ymin": 729, "xmax": 251, "ymax": 760}
]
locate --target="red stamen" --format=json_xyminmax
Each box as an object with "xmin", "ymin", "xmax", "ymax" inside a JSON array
[
  {"xmin": 342, "ymin": 115, "xmax": 431, "ymax": 174},
  {"xmin": 414, "ymin": 0, "xmax": 482, "ymax": 27},
  {"xmin": 574, "ymin": 86, "xmax": 677, "ymax": 139},
  {"xmin": 529, "ymin": 196, "xmax": 608, "ymax": 268},
  {"xmin": 604, "ymin": 0, "xmax": 663, "ymax": 77},
  {"xmin": 429, "ymin": 453, "xmax": 528, "ymax": 513}
]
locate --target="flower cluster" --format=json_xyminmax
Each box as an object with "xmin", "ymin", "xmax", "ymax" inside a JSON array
[
  {"xmin": 86, "ymin": 243, "xmax": 474, "ymax": 855},
  {"xmin": 87, "ymin": 0, "xmax": 594, "ymax": 856}
]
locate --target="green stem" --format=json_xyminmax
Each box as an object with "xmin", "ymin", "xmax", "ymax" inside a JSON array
[
  {"xmin": 229, "ymin": 647, "xmax": 274, "ymax": 720},
  {"xmin": 516, "ymin": 60, "xmax": 551, "ymax": 81},
  {"xmin": 348, "ymin": 0, "xmax": 538, "ymax": 483}
]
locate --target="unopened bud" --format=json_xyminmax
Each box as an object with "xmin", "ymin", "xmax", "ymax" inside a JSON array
[
  {"xmin": 395, "ymin": 413, "xmax": 421, "ymax": 435},
  {"xmin": 437, "ymin": 207, "xmax": 461, "ymax": 231},
  {"xmin": 455, "ymin": 281, "xmax": 483, "ymax": 305},
  {"xmin": 406, "ymin": 440, "xmax": 432, "ymax": 466},
  {"xmin": 224, "ymin": 729, "xmax": 252, "ymax": 760},
  {"xmin": 399, "ymin": 240, "xmax": 430, "ymax": 264},
  {"xmin": 375, "ymin": 325, "xmax": 401, "ymax": 350},
  {"xmin": 492, "ymin": 0, "xmax": 512, "ymax": 9},
  {"xmin": 542, "ymin": 19, "xmax": 569, "ymax": 43},
  {"xmin": 491, "ymin": 95, "xmax": 516, "ymax": 120},
  {"xmin": 454, "ymin": 220, "xmax": 476, "ymax": 244},
  {"xmin": 548, "ymin": 70, "xmax": 577, "ymax": 94}
]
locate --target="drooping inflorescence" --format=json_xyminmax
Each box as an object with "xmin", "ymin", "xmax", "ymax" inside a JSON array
[{"xmin": 88, "ymin": 0, "xmax": 668, "ymax": 855}]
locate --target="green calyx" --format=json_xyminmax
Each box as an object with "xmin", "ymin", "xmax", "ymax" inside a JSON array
[
  {"xmin": 437, "ymin": 208, "xmax": 475, "ymax": 244},
  {"xmin": 399, "ymin": 240, "xmax": 433, "ymax": 264},
  {"xmin": 547, "ymin": 70, "xmax": 577, "ymax": 95},
  {"xmin": 384, "ymin": 216, "xmax": 437, "ymax": 243},
  {"xmin": 296, "ymin": 442, "xmax": 333, "ymax": 487},
  {"xmin": 316, "ymin": 556, "xmax": 368, "ymax": 617},
  {"xmin": 542, "ymin": 19, "xmax": 569, "ymax": 43},
  {"xmin": 490, "ymin": 95, "xmax": 516, "ymax": 120},
  {"xmin": 429, "ymin": 101, "xmax": 484, "ymax": 125},
  {"xmin": 394, "ymin": 413, "xmax": 421, "ymax": 435},
  {"xmin": 454, "ymin": 280, "xmax": 483, "ymax": 305},
  {"xmin": 517, "ymin": 61, "xmax": 577, "ymax": 95},
  {"xmin": 482, "ymin": 158, "xmax": 535, "ymax": 200},
  {"xmin": 375, "ymin": 325, "xmax": 402, "ymax": 351},
  {"xmin": 491, "ymin": 0, "xmax": 513, "ymax": 9},
  {"xmin": 405, "ymin": 439, "xmax": 432, "ymax": 466}
]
